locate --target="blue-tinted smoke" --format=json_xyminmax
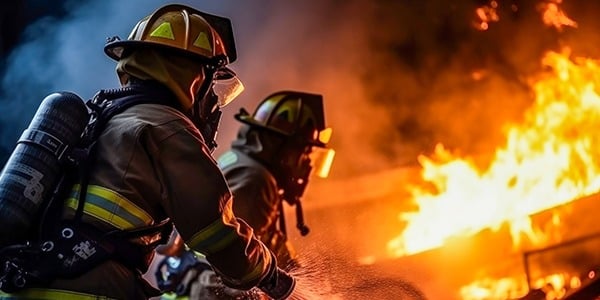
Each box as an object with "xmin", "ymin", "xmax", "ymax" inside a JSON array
[
  {"xmin": 0, "ymin": 0, "xmax": 166, "ymax": 162},
  {"xmin": 0, "ymin": 0, "xmax": 355, "ymax": 167},
  {"xmin": 0, "ymin": 0, "xmax": 371, "ymax": 174},
  {"xmin": 0, "ymin": 1, "xmax": 246, "ymax": 162}
]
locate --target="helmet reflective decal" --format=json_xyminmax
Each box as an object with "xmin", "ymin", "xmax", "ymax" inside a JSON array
[
  {"xmin": 235, "ymin": 91, "xmax": 327, "ymax": 144},
  {"xmin": 276, "ymin": 108, "xmax": 293, "ymax": 123},
  {"xmin": 104, "ymin": 4, "xmax": 238, "ymax": 63},
  {"xmin": 269, "ymin": 99, "xmax": 301, "ymax": 133},
  {"xmin": 193, "ymin": 32, "xmax": 212, "ymax": 51},
  {"xmin": 299, "ymin": 105, "xmax": 316, "ymax": 131},
  {"xmin": 149, "ymin": 22, "xmax": 175, "ymax": 40}
]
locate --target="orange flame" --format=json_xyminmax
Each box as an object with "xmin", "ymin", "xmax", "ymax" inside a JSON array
[
  {"xmin": 473, "ymin": 1, "xmax": 500, "ymax": 31},
  {"xmin": 539, "ymin": 0, "xmax": 577, "ymax": 31},
  {"xmin": 473, "ymin": 0, "xmax": 577, "ymax": 32},
  {"xmin": 460, "ymin": 276, "xmax": 528, "ymax": 300},
  {"xmin": 460, "ymin": 272, "xmax": 582, "ymax": 300},
  {"xmin": 388, "ymin": 48, "xmax": 600, "ymax": 258}
]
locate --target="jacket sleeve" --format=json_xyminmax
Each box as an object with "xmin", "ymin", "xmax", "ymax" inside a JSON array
[
  {"xmin": 224, "ymin": 165, "xmax": 280, "ymax": 236},
  {"xmin": 147, "ymin": 122, "xmax": 273, "ymax": 290}
]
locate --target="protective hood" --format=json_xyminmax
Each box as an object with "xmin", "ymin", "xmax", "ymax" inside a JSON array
[
  {"xmin": 231, "ymin": 124, "xmax": 284, "ymax": 168},
  {"xmin": 116, "ymin": 48, "xmax": 204, "ymax": 111}
]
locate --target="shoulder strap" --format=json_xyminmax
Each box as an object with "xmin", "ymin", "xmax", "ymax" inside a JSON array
[
  {"xmin": 75, "ymin": 86, "xmax": 174, "ymax": 218},
  {"xmin": 40, "ymin": 83, "xmax": 177, "ymax": 236},
  {"xmin": 85, "ymin": 84, "xmax": 178, "ymax": 142}
]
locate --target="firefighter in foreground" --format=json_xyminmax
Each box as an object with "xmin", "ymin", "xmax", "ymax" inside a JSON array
[
  {"xmin": 0, "ymin": 4, "xmax": 294, "ymax": 300},
  {"xmin": 156, "ymin": 91, "xmax": 335, "ymax": 299}
]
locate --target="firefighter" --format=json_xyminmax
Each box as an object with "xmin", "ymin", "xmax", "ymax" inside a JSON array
[
  {"xmin": 220, "ymin": 91, "xmax": 335, "ymax": 269},
  {"xmin": 156, "ymin": 91, "xmax": 335, "ymax": 299},
  {"xmin": 0, "ymin": 4, "xmax": 293, "ymax": 300}
]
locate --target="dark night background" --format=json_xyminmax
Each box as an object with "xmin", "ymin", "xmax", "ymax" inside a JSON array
[{"xmin": 0, "ymin": 0, "xmax": 598, "ymax": 179}]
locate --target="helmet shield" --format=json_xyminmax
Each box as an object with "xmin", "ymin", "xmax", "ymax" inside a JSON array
[
  {"xmin": 309, "ymin": 146, "xmax": 336, "ymax": 178},
  {"xmin": 213, "ymin": 67, "xmax": 244, "ymax": 107}
]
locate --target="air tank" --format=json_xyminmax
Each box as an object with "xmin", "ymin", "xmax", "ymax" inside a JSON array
[{"xmin": 0, "ymin": 91, "xmax": 90, "ymax": 246}]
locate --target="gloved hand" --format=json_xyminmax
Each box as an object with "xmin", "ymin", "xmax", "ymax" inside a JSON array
[
  {"xmin": 257, "ymin": 257, "xmax": 296, "ymax": 300},
  {"xmin": 157, "ymin": 251, "xmax": 266, "ymax": 300},
  {"xmin": 155, "ymin": 250, "xmax": 211, "ymax": 295},
  {"xmin": 155, "ymin": 230, "xmax": 185, "ymax": 257}
]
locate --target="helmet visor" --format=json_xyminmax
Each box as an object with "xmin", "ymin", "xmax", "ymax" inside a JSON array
[
  {"xmin": 213, "ymin": 67, "xmax": 244, "ymax": 107},
  {"xmin": 309, "ymin": 147, "xmax": 335, "ymax": 178}
]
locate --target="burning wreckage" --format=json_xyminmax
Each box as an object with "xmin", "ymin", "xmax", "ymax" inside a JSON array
[
  {"xmin": 301, "ymin": 49, "xmax": 600, "ymax": 299},
  {"xmin": 297, "ymin": 2, "xmax": 600, "ymax": 300}
]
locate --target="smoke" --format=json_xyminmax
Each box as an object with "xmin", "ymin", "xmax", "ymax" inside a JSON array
[
  {"xmin": 0, "ymin": 0, "xmax": 159, "ymax": 160},
  {"xmin": 3, "ymin": 0, "xmax": 600, "ymax": 298},
  {"xmin": 2, "ymin": 0, "xmax": 595, "ymax": 178},
  {"xmin": 0, "ymin": 0, "xmax": 246, "ymax": 162}
]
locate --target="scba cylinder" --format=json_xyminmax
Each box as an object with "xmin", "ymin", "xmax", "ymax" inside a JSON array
[{"xmin": 0, "ymin": 91, "xmax": 90, "ymax": 246}]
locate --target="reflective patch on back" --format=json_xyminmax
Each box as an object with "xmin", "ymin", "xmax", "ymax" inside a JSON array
[
  {"xmin": 193, "ymin": 32, "xmax": 212, "ymax": 51},
  {"xmin": 150, "ymin": 22, "xmax": 175, "ymax": 40},
  {"xmin": 217, "ymin": 151, "xmax": 237, "ymax": 169}
]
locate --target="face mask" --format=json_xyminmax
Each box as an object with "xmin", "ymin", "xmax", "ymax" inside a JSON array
[{"xmin": 191, "ymin": 67, "xmax": 244, "ymax": 152}]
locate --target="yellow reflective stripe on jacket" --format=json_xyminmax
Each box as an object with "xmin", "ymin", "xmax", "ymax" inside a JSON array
[
  {"xmin": 160, "ymin": 293, "xmax": 187, "ymax": 300},
  {"xmin": 240, "ymin": 242, "xmax": 272, "ymax": 283},
  {"xmin": 0, "ymin": 288, "xmax": 115, "ymax": 299},
  {"xmin": 65, "ymin": 184, "xmax": 153, "ymax": 230},
  {"xmin": 189, "ymin": 233, "xmax": 273, "ymax": 283},
  {"xmin": 187, "ymin": 218, "xmax": 238, "ymax": 255},
  {"xmin": 190, "ymin": 249, "xmax": 265, "ymax": 284}
]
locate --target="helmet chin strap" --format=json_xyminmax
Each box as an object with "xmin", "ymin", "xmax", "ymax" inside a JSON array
[
  {"xmin": 191, "ymin": 66, "xmax": 220, "ymax": 152},
  {"xmin": 278, "ymin": 147, "xmax": 312, "ymax": 237},
  {"xmin": 199, "ymin": 105, "xmax": 222, "ymax": 152}
]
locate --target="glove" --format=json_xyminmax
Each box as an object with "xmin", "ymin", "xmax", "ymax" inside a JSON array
[
  {"xmin": 257, "ymin": 256, "xmax": 296, "ymax": 300},
  {"xmin": 155, "ymin": 250, "xmax": 212, "ymax": 295}
]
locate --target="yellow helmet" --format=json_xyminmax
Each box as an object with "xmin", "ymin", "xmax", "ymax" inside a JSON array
[
  {"xmin": 235, "ymin": 91, "xmax": 331, "ymax": 147},
  {"xmin": 235, "ymin": 91, "xmax": 335, "ymax": 178},
  {"xmin": 104, "ymin": 4, "xmax": 236, "ymax": 66}
]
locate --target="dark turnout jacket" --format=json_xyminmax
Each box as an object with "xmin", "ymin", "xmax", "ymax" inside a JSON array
[
  {"xmin": 1, "ymin": 96, "xmax": 272, "ymax": 299},
  {"xmin": 218, "ymin": 149, "xmax": 298, "ymax": 269}
]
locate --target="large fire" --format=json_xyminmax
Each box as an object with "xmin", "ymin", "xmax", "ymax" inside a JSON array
[
  {"xmin": 383, "ymin": 1, "xmax": 600, "ymax": 298},
  {"xmin": 321, "ymin": 1, "xmax": 600, "ymax": 299},
  {"xmin": 388, "ymin": 49, "xmax": 600, "ymax": 258}
]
